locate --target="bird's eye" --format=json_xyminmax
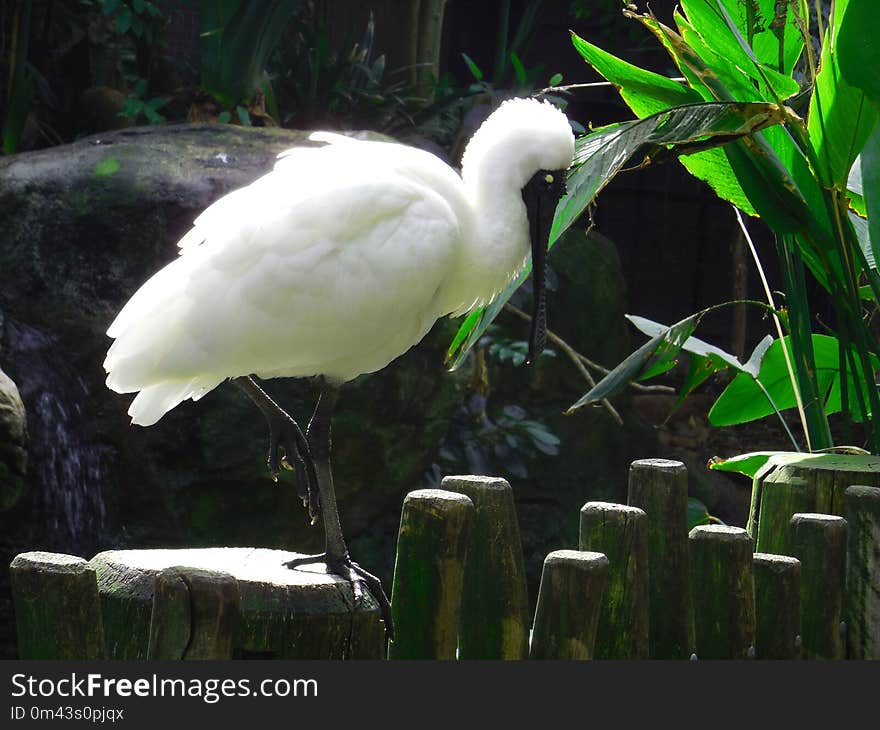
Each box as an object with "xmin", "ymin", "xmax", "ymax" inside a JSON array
[{"xmin": 544, "ymin": 174, "xmax": 554, "ymax": 184}]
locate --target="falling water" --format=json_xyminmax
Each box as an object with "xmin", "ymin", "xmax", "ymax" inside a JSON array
[{"xmin": 1, "ymin": 314, "xmax": 107, "ymax": 555}]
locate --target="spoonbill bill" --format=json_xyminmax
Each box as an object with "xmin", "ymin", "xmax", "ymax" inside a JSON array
[{"xmin": 104, "ymin": 97, "xmax": 575, "ymax": 638}]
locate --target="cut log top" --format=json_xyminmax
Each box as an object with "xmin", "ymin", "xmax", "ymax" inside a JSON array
[
  {"xmin": 441, "ymin": 475, "xmax": 511, "ymax": 491},
  {"xmin": 753, "ymin": 553, "xmax": 801, "ymax": 569},
  {"xmin": 12, "ymin": 551, "xmax": 91, "ymax": 573},
  {"xmin": 689, "ymin": 525, "xmax": 751, "ymax": 542},
  {"xmin": 581, "ymin": 501, "xmax": 645, "ymax": 516},
  {"xmin": 90, "ymin": 547, "xmax": 368, "ymax": 611}
]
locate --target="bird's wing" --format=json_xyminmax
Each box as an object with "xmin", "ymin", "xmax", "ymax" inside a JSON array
[{"xmin": 105, "ymin": 140, "xmax": 467, "ymax": 424}]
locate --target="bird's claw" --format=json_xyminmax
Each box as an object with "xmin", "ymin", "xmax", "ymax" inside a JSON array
[
  {"xmin": 266, "ymin": 420, "xmax": 320, "ymax": 522},
  {"xmin": 283, "ymin": 553, "xmax": 394, "ymax": 642}
]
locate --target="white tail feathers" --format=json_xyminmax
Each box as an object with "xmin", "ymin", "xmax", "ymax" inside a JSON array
[{"xmin": 125, "ymin": 378, "xmax": 220, "ymax": 426}]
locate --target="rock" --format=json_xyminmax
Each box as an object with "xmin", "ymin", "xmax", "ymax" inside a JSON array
[
  {"xmin": 0, "ymin": 367, "xmax": 27, "ymax": 511},
  {"xmin": 0, "ymin": 124, "xmax": 462, "ymax": 577}
]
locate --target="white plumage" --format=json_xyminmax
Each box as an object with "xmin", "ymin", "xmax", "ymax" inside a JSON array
[{"xmin": 104, "ymin": 98, "xmax": 575, "ymax": 426}]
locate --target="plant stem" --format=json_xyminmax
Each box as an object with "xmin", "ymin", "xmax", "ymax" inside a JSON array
[{"xmin": 734, "ymin": 207, "xmax": 811, "ymax": 450}]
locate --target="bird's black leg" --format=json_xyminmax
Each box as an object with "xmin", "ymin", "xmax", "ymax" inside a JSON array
[
  {"xmin": 282, "ymin": 384, "xmax": 394, "ymax": 641},
  {"xmin": 233, "ymin": 376, "xmax": 319, "ymax": 522}
]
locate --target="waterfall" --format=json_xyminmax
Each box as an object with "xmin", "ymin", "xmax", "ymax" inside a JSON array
[{"xmin": 0, "ymin": 314, "xmax": 107, "ymax": 555}]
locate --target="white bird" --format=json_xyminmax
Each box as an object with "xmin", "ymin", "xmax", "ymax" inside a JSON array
[{"xmin": 104, "ymin": 97, "xmax": 575, "ymax": 636}]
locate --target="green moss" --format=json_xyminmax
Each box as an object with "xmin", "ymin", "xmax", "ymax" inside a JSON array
[{"xmin": 92, "ymin": 156, "xmax": 120, "ymax": 178}]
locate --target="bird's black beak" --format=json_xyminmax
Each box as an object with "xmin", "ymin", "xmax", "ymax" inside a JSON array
[{"xmin": 522, "ymin": 169, "xmax": 566, "ymax": 365}]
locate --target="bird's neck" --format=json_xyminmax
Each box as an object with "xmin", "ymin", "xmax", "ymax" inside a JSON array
[{"xmin": 444, "ymin": 174, "xmax": 530, "ymax": 316}]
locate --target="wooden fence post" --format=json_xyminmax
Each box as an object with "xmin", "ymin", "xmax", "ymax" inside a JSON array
[
  {"xmin": 147, "ymin": 567, "xmax": 240, "ymax": 659},
  {"xmin": 579, "ymin": 502, "xmax": 649, "ymax": 659},
  {"xmin": 845, "ymin": 485, "xmax": 880, "ymax": 659},
  {"xmin": 755, "ymin": 471, "xmax": 814, "ymax": 554},
  {"xmin": 389, "ymin": 489, "xmax": 473, "ymax": 659},
  {"xmin": 689, "ymin": 526, "xmax": 755, "ymax": 659},
  {"xmin": 440, "ymin": 475, "xmax": 530, "ymax": 659},
  {"xmin": 10, "ymin": 551, "xmax": 106, "ymax": 659},
  {"xmin": 790, "ymin": 513, "xmax": 847, "ymax": 659},
  {"xmin": 753, "ymin": 553, "xmax": 802, "ymax": 659},
  {"xmin": 627, "ymin": 458, "xmax": 694, "ymax": 658},
  {"xmin": 529, "ymin": 550, "xmax": 609, "ymax": 660}
]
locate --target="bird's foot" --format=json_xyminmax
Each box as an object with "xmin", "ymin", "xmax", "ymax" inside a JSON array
[
  {"xmin": 267, "ymin": 417, "xmax": 320, "ymax": 523},
  {"xmin": 284, "ymin": 553, "xmax": 394, "ymax": 641}
]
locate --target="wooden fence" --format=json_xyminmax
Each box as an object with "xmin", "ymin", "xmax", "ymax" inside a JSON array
[{"xmin": 9, "ymin": 458, "xmax": 880, "ymax": 659}]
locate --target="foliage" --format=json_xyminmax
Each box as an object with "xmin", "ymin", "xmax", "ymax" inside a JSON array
[
  {"xmin": 269, "ymin": 11, "xmax": 418, "ymax": 131},
  {"xmin": 449, "ymin": 0, "xmax": 880, "ymax": 454}
]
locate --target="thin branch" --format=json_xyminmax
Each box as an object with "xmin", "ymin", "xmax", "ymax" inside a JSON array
[
  {"xmin": 534, "ymin": 78, "xmax": 687, "ymax": 97},
  {"xmin": 502, "ymin": 302, "xmax": 673, "ymax": 394}
]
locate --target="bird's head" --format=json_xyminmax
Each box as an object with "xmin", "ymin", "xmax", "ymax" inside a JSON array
[{"xmin": 460, "ymin": 98, "xmax": 575, "ymax": 363}]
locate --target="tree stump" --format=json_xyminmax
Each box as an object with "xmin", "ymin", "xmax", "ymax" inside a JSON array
[
  {"xmin": 627, "ymin": 458, "xmax": 694, "ymax": 658},
  {"xmin": 10, "ymin": 551, "xmax": 106, "ymax": 659},
  {"xmin": 689, "ymin": 526, "xmax": 755, "ymax": 660},
  {"xmin": 388, "ymin": 489, "xmax": 473, "ymax": 659},
  {"xmin": 579, "ymin": 502, "xmax": 649, "ymax": 659},
  {"xmin": 529, "ymin": 550, "xmax": 609, "ymax": 660},
  {"xmin": 441, "ymin": 475, "xmax": 530, "ymax": 660},
  {"xmin": 748, "ymin": 454, "xmax": 880, "ymax": 538},
  {"xmin": 753, "ymin": 553, "xmax": 801, "ymax": 659},
  {"xmin": 844, "ymin": 485, "xmax": 880, "ymax": 659},
  {"xmin": 89, "ymin": 548, "xmax": 384, "ymax": 659},
  {"xmin": 790, "ymin": 513, "xmax": 847, "ymax": 660}
]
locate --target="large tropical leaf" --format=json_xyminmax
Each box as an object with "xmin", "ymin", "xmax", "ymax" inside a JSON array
[
  {"xmin": 807, "ymin": 0, "xmax": 878, "ymax": 188},
  {"xmin": 837, "ymin": 0, "xmax": 880, "ymax": 110},
  {"xmin": 709, "ymin": 334, "xmax": 879, "ymax": 426},
  {"xmin": 716, "ymin": 0, "xmax": 804, "ymax": 74},
  {"xmin": 445, "ymin": 101, "xmax": 787, "ymax": 370},
  {"xmin": 565, "ymin": 301, "xmax": 774, "ymax": 413},
  {"xmin": 709, "ymin": 450, "xmax": 880, "ymax": 479}
]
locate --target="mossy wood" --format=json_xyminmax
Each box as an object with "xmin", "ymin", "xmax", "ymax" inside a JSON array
[
  {"xmin": 790, "ymin": 514, "xmax": 847, "ymax": 660},
  {"xmin": 10, "ymin": 551, "xmax": 107, "ymax": 659},
  {"xmin": 578, "ymin": 501, "xmax": 649, "ymax": 659},
  {"xmin": 689, "ymin": 526, "xmax": 755, "ymax": 660},
  {"xmin": 388, "ymin": 489, "xmax": 473, "ymax": 659},
  {"xmin": 844, "ymin": 485, "xmax": 880, "ymax": 659},
  {"xmin": 529, "ymin": 550, "xmax": 609, "ymax": 660},
  {"xmin": 90, "ymin": 548, "xmax": 384, "ymax": 659},
  {"xmin": 753, "ymin": 553, "xmax": 802, "ymax": 659},
  {"xmin": 440, "ymin": 475, "xmax": 530, "ymax": 659},
  {"xmin": 755, "ymin": 471, "xmax": 814, "ymax": 555},
  {"xmin": 147, "ymin": 567, "xmax": 240, "ymax": 660},
  {"xmin": 748, "ymin": 455, "xmax": 880, "ymax": 538},
  {"xmin": 627, "ymin": 458, "xmax": 694, "ymax": 658}
]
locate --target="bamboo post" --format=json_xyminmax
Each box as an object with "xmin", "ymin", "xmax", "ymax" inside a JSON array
[
  {"xmin": 440, "ymin": 475, "xmax": 530, "ymax": 659},
  {"xmin": 755, "ymin": 471, "xmax": 815, "ymax": 555},
  {"xmin": 529, "ymin": 550, "xmax": 609, "ymax": 660},
  {"xmin": 627, "ymin": 458, "xmax": 694, "ymax": 658},
  {"xmin": 689, "ymin": 526, "xmax": 755, "ymax": 659},
  {"xmin": 790, "ymin": 513, "xmax": 847, "ymax": 659},
  {"xmin": 753, "ymin": 553, "xmax": 801, "ymax": 659},
  {"xmin": 10, "ymin": 551, "xmax": 106, "ymax": 659},
  {"xmin": 844, "ymin": 485, "xmax": 880, "ymax": 659},
  {"xmin": 578, "ymin": 502, "xmax": 649, "ymax": 659},
  {"xmin": 389, "ymin": 488, "xmax": 473, "ymax": 659},
  {"xmin": 147, "ymin": 567, "xmax": 240, "ymax": 659}
]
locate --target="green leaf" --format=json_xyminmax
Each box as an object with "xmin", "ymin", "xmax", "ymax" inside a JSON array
[
  {"xmin": 679, "ymin": 1, "xmax": 799, "ymax": 99},
  {"xmin": 200, "ymin": 1, "xmax": 301, "ymax": 108},
  {"xmin": 116, "ymin": 4, "xmax": 133, "ymax": 34},
  {"xmin": 808, "ymin": 0, "xmax": 879, "ymax": 187},
  {"xmin": 838, "ymin": 0, "xmax": 880, "ymax": 109},
  {"xmin": 462, "ymin": 53, "xmax": 483, "ymax": 81},
  {"xmin": 217, "ymin": 110, "xmax": 231, "ymax": 124},
  {"xmin": 687, "ymin": 497, "xmax": 721, "ymax": 530},
  {"xmin": 565, "ymin": 302, "xmax": 771, "ymax": 413},
  {"xmin": 717, "ymin": 0, "xmax": 804, "ymax": 74},
  {"xmin": 548, "ymin": 72, "xmax": 563, "ymax": 87},
  {"xmin": 709, "ymin": 450, "xmax": 880, "ymax": 479},
  {"xmin": 236, "ymin": 104, "xmax": 251, "ymax": 126},
  {"xmin": 133, "ymin": 0, "xmax": 145, "ymax": 12},
  {"xmin": 102, "ymin": 0, "xmax": 121, "ymax": 15},
  {"xmin": 708, "ymin": 334, "xmax": 878, "ymax": 426},
  {"xmin": 510, "ymin": 52, "xmax": 527, "ymax": 86}
]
